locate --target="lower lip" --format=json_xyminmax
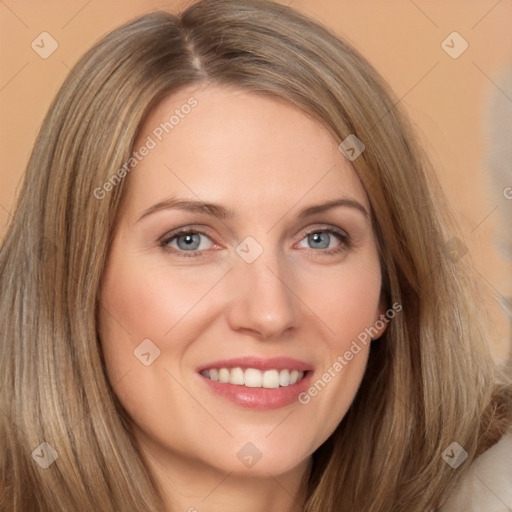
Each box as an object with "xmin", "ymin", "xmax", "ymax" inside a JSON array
[{"xmin": 200, "ymin": 372, "xmax": 313, "ymax": 410}]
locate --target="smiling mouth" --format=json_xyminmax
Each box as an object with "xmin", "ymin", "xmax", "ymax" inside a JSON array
[{"xmin": 200, "ymin": 367, "xmax": 307, "ymax": 388}]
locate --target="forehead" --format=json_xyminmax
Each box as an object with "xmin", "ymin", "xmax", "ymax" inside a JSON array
[{"xmin": 123, "ymin": 84, "xmax": 369, "ymax": 218}]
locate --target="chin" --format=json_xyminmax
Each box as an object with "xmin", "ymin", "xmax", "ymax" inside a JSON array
[{"xmin": 200, "ymin": 438, "xmax": 313, "ymax": 478}]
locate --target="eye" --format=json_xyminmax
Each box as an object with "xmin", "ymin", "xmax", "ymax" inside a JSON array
[
  {"xmin": 160, "ymin": 229, "xmax": 214, "ymax": 257},
  {"xmin": 296, "ymin": 227, "xmax": 350, "ymax": 255},
  {"xmin": 159, "ymin": 226, "xmax": 351, "ymax": 259}
]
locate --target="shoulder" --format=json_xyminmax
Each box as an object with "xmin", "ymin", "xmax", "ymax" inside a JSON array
[{"xmin": 440, "ymin": 428, "xmax": 512, "ymax": 511}]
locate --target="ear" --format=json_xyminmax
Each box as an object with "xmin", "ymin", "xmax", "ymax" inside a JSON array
[{"xmin": 371, "ymin": 297, "xmax": 390, "ymax": 341}]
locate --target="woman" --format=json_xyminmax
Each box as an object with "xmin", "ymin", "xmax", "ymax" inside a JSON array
[{"xmin": 1, "ymin": 0, "xmax": 510, "ymax": 510}]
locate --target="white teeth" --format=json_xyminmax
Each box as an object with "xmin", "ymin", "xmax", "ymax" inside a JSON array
[
  {"xmin": 201, "ymin": 367, "xmax": 305, "ymax": 388},
  {"xmin": 262, "ymin": 370, "xmax": 279, "ymax": 388},
  {"xmin": 230, "ymin": 367, "xmax": 245, "ymax": 385},
  {"xmin": 279, "ymin": 369, "xmax": 290, "ymax": 386},
  {"xmin": 244, "ymin": 368, "xmax": 262, "ymax": 387},
  {"xmin": 218, "ymin": 368, "xmax": 230, "ymax": 383}
]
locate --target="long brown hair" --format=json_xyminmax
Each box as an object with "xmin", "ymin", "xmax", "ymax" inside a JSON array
[{"xmin": 1, "ymin": 1, "xmax": 510, "ymax": 510}]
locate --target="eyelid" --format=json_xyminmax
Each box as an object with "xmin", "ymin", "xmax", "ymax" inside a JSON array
[
  {"xmin": 295, "ymin": 225, "xmax": 350, "ymax": 251},
  {"xmin": 159, "ymin": 223, "xmax": 348, "ymax": 243},
  {"xmin": 159, "ymin": 225, "xmax": 219, "ymax": 245},
  {"xmin": 159, "ymin": 222, "xmax": 351, "ymax": 258}
]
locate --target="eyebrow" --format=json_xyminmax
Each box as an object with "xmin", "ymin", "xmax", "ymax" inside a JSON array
[{"xmin": 137, "ymin": 196, "xmax": 369, "ymax": 222}]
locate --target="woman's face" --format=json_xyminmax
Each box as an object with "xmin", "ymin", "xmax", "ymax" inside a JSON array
[{"xmin": 98, "ymin": 84, "xmax": 386, "ymax": 479}]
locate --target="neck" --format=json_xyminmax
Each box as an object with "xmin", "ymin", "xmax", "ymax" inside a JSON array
[{"xmin": 139, "ymin": 439, "xmax": 312, "ymax": 512}]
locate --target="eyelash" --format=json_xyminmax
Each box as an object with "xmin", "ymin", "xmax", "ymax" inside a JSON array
[{"xmin": 159, "ymin": 226, "xmax": 351, "ymax": 259}]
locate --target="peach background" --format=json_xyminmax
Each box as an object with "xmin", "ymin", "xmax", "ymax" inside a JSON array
[{"xmin": 1, "ymin": 0, "xmax": 511, "ymax": 361}]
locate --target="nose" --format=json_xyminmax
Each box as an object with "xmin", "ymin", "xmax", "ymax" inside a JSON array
[{"xmin": 225, "ymin": 244, "xmax": 298, "ymax": 340}]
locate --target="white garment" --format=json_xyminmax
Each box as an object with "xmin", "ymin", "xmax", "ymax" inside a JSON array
[{"xmin": 440, "ymin": 428, "xmax": 512, "ymax": 511}]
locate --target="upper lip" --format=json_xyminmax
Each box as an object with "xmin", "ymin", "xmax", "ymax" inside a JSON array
[{"xmin": 197, "ymin": 356, "xmax": 313, "ymax": 373}]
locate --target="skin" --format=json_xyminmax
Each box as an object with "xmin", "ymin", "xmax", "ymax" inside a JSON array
[{"xmin": 98, "ymin": 83, "xmax": 387, "ymax": 512}]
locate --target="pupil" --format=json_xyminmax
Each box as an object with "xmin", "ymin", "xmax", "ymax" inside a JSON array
[
  {"xmin": 179, "ymin": 233, "xmax": 199, "ymax": 250},
  {"xmin": 310, "ymin": 232, "xmax": 329, "ymax": 249}
]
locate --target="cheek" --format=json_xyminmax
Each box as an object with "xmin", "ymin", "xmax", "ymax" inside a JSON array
[
  {"xmin": 97, "ymin": 241, "xmax": 178, "ymax": 393},
  {"xmin": 97, "ymin": 248, "xmax": 205, "ymax": 446},
  {"xmin": 98, "ymin": 246, "xmax": 221, "ymax": 355},
  {"xmin": 304, "ymin": 253, "xmax": 383, "ymax": 344},
  {"xmin": 294, "ymin": 255, "xmax": 382, "ymax": 442},
  {"xmin": 97, "ymin": 244, "xmax": 230, "ymax": 416}
]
